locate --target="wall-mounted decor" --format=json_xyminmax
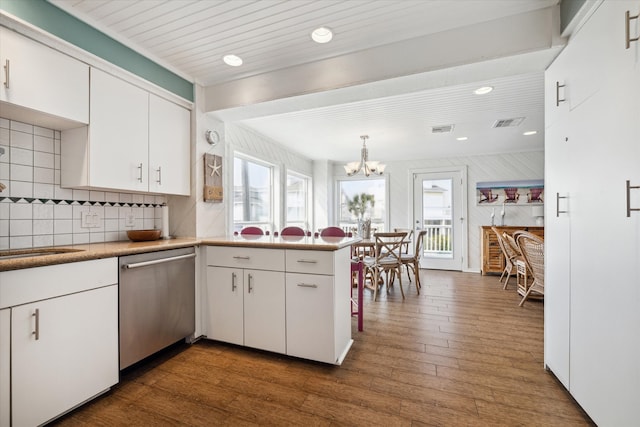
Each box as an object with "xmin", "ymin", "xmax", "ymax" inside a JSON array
[
  {"xmin": 204, "ymin": 153, "xmax": 223, "ymax": 202},
  {"xmin": 476, "ymin": 179, "xmax": 543, "ymax": 205}
]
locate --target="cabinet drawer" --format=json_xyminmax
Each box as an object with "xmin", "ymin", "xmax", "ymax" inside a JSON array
[
  {"xmin": 0, "ymin": 258, "xmax": 118, "ymax": 309},
  {"xmin": 207, "ymin": 246, "xmax": 284, "ymax": 271},
  {"xmin": 286, "ymin": 250, "xmax": 334, "ymax": 275}
]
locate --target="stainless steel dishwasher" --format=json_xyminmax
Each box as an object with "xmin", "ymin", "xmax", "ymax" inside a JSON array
[{"xmin": 119, "ymin": 246, "xmax": 196, "ymax": 369}]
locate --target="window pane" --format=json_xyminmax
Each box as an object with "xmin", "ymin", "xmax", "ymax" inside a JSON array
[
  {"xmin": 233, "ymin": 157, "xmax": 272, "ymax": 230},
  {"xmin": 338, "ymin": 179, "xmax": 386, "ymax": 232},
  {"xmin": 286, "ymin": 173, "xmax": 308, "ymax": 227}
]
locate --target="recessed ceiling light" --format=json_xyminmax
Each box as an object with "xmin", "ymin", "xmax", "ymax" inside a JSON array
[
  {"xmin": 523, "ymin": 130, "xmax": 538, "ymax": 136},
  {"xmin": 311, "ymin": 26, "xmax": 333, "ymax": 43},
  {"xmin": 474, "ymin": 86, "xmax": 493, "ymax": 95},
  {"xmin": 223, "ymin": 54, "xmax": 243, "ymax": 67},
  {"xmin": 456, "ymin": 137, "xmax": 469, "ymax": 141}
]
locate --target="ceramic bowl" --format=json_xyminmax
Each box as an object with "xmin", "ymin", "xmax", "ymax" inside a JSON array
[{"xmin": 127, "ymin": 229, "xmax": 162, "ymax": 242}]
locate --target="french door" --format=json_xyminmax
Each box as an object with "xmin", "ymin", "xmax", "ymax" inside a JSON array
[{"xmin": 412, "ymin": 168, "xmax": 465, "ymax": 271}]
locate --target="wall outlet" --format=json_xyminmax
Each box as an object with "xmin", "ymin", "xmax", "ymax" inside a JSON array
[
  {"xmin": 81, "ymin": 211, "xmax": 101, "ymax": 228},
  {"xmin": 125, "ymin": 212, "xmax": 135, "ymax": 227}
]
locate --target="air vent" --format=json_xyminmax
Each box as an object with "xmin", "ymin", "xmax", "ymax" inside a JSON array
[
  {"xmin": 432, "ymin": 124, "xmax": 454, "ymax": 133},
  {"xmin": 493, "ymin": 117, "xmax": 524, "ymax": 128}
]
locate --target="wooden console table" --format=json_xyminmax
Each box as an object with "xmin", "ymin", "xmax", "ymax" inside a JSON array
[{"xmin": 480, "ymin": 226, "xmax": 544, "ymax": 275}]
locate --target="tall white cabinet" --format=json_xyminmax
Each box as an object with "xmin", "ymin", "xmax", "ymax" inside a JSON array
[{"xmin": 544, "ymin": 1, "xmax": 640, "ymax": 425}]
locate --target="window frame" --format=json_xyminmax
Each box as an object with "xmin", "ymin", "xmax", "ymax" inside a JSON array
[
  {"xmin": 284, "ymin": 169, "xmax": 312, "ymax": 231},
  {"xmin": 335, "ymin": 175, "xmax": 389, "ymax": 233},
  {"xmin": 232, "ymin": 152, "xmax": 276, "ymax": 233}
]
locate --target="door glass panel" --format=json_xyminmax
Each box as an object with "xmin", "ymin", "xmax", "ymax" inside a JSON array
[{"xmin": 421, "ymin": 179, "xmax": 454, "ymax": 259}]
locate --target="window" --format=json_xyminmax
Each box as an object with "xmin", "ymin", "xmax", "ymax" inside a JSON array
[
  {"xmin": 286, "ymin": 171, "xmax": 310, "ymax": 229},
  {"xmin": 233, "ymin": 156, "xmax": 273, "ymax": 232},
  {"xmin": 338, "ymin": 178, "xmax": 386, "ymax": 233}
]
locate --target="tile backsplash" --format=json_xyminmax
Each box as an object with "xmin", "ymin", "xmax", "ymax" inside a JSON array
[{"xmin": 0, "ymin": 117, "xmax": 165, "ymax": 250}]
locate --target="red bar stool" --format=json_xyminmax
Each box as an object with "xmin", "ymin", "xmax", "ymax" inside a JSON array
[{"xmin": 350, "ymin": 260, "xmax": 363, "ymax": 332}]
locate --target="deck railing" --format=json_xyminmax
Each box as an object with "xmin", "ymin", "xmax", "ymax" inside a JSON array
[{"xmin": 423, "ymin": 224, "xmax": 452, "ymax": 255}]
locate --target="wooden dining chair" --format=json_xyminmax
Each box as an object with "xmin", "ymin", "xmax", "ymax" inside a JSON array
[
  {"xmin": 400, "ymin": 229, "xmax": 427, "ymax": 294},
  {"xmin": 491, "ymin": 227, "xmax": 521, "ymax": 289},
  {"xmin": 363, "ymin": 232, "xmax": 406, "ymax": 301},
  {"xmin": 516, "ymin": 231, "xmax": 544, "ymax": 306},
  {"xmin": 393, "ymin": 228, "xmax": 413, "ymax": 254}
]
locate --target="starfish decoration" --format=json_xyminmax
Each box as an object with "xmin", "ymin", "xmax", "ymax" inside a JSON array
[{"xmin": 208, "ymin": 157, "xmax": 221, "ymax": 177}]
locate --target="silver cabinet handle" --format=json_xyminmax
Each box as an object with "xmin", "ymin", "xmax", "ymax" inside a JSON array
[
  {"xmin": 233, "ymin": 255, "xmax": 250, "ymax": 260},
  {"xmin": 556, "ymin": 192, "xmax": 568, "ymax": 217},
  {"xmin": 296, "ymin": 259, "xmax": 317, "ymax": 264},
  {"xmin": 156, "ymin": 166, "xmax": 162, "ymax": 185},
  {"xmin": 3, "ymin": 59, "xmax": 9, "ymax": 89},
  {"xmin": 626, "ymin": 9, "xmax": 639, "ymax": 49},
  {"xmin": 247, "ymin": 273, "xmax": 253, "ymax": 293},
  {"xmin": 122, "ymin": 253, "xmax": 195, "ymax": 269},
  {"xmin": 32, "ymin": 308, "xmax": 40, "ymax": 340},
  {"xmin": 556, "ymin": 81, "xmax": 566, "ymax": 106},
  {"xmin": 297, "ymin": 283, "xmax": 318, "ymax": 288},
  {"xmin": 137, "ymin": 163, "xmax": 143, "ymax": 182},
  {"xmin": 231, "ymin": 272, "xmax": 237, "ymax": 291},
  {"xmin": 626, "ymin": 180, "xmax": 640, "ymax": 217}
]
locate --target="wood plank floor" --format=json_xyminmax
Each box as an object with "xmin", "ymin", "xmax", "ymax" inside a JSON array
[{"xmin": 52, "ymin": 270, "xmax": 594, "ymax": 426}]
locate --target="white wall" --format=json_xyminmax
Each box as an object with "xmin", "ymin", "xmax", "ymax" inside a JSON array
[{"xmin": 332, "ymin": 150, "xmax": 544, "ymax": 272}]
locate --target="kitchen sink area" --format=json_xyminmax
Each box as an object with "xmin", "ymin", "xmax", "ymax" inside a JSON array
[{"xmin": 0, "ymin": 248, "xmax": 85, "ymax": 260}]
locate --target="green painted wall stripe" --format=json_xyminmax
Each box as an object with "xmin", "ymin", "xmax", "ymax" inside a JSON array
[{"xmin": 1, "ymin": 0, "xmax": 194, "ymax": 102}]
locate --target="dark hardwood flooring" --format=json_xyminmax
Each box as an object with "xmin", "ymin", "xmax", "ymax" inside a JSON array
[{"xmin": 52, "ymin": 270, "xmax": 593, "ymax": 426}]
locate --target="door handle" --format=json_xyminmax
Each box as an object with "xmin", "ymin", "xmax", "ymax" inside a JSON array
[
  {"xmin": 247, "ymin": 274, "xmax": 253, "ymax": 293},
  {"xmin": 556, "ymin": 192, "xmax": 568, "ymax": 217},
  {"xmin": 3, "ymin": 59, "xmax": 9, "ymax": 89},
  {"xmin": 32, "ymin": 308, "xmax": 40, "ymax": 340},
  {"xmin": 231, "ymin": 272, "xmax": 237, "ymax": 291}
]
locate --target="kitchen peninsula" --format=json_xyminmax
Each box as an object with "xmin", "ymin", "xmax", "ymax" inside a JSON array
[{"xmin": 201, "ymin": 234, "xmax": 360, "ymax": 365}]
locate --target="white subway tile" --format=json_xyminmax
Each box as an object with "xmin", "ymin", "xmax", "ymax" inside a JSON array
[
  {"xmin": 33, "ymin": 135, "xmax": 54, "ymax": 153},
  {"xmin": 0, "ymin": 128, "xmax": 9, "ymax": 146},
  {"xmin": 132, "ymin": 193, "xmax": 144, "ymax": 204},
  {"xmin": 54, "ymin": 186, "xmax": 73, "ymax": 200},
  {"xmin": 34, "ymin": 151, "xmax": 54, "ymax": 168},
  {"xmin": 33, "ymin": 219, "xmax": 54, "ymax": 235},
  {"xmin": 105, "ymin": 192, "xmax": 119, "ymax": 203},
  {"xmin": 54, "ymin": 154, "xmax": 60, "ymax": 170},
  {"xmin": 0, "ymin": 164, "xmax": 8, "ymax": 180},
  {"xmin": 54, "ymin": 219, "xmax": 72, "ymax": 234},
  {"xmin": 0, "ymin": 237, "xmax": 8, "ymax": 250},
  {"xmin": 33, "ymin": 183, "xmax": 55, "ymax": 199},
  {"xmin": 104, "ymin": 206, "xmax": 119, "ymax": 219},
  {"xmin": 0, "ymin": 118, "xmax": 9, "ymax": 130},
  {"xmin": 10, "ymin": 235, "xmax": 32, "ymax": 249},
  {"xmin": 54, "ymin": 169, "xmax": 60, "ymax": 185},
  {"xmin": 10, "ymin": 121, "xmax": 32, "ymax": 134},
  {"xmin": 73, "ymin": 189, "xmax": 90, "ymax": 201},
  {"xmin": 0, "ymin": 202, "xmax": 8, "ymax": 219},
  {"xmin": 72, "ymin": 233, "xmax": 90, "ymax": 245},
  {"xmin": 33, "ymin": 235, "xmax": 54, "ymax": 248},
  {"xmin": 33, "ymin": 204, "xmax": 54, "ymax": 219},
  {"xmin": 89, "ymin": 191, "xmax": 105, "ymax": 202},
  {"xmin": 34, "ymin": 126, "xmax": 54, "ymax": 138},
  {"xmin": 54, "ymin": 139, "xmax": 61, "ymax": 154},
  {"xmin": 10, "ymin": 147, "xmax": 33, "ymax": 166},
  {"xmin": 10, "ymin": 219, "xmax": 33, "ymax": 236},
  {"xmin": 119, "ymin": 193, "xmax": 132, "ymax": 203},
  {"xmin": 10, "ymin": 130, "xmax": 33, "ymax": 150},
  {"xmin": 104, "ymin": 231, "xmax": 120, "ymax": 242},
  {"xmin": 10, "ymin": 203, "xmax": 32, "ymax": 219},
  {"xmin": 33, "ymin": 167, "xmax": 54, "ymax": 184},
  {"xmin": 104, "ymin": 218, "xmax": 119, "ymax": 232},
  {"xmin": 10, "ymin": 164, "xmax": 33, "ymax": 181},
  {"xmin": 143, "ymin": 218, "xmax": 155, "ymax": 229},
  {"xmin": 54, "ymin": 204, "xmax": 73, "ymax": 219},
  {"xmin": 72, "ymin": 205, "xmax": 84, "ymax": 220},
  {"xmin": 9, "ymin": 181, "xmax": 31, "ymax": 198},
  {"xmin": 53, "ymin": 234, "xmax": 73, "ymax": 246},
  {"xmin": 0, "ymin": 220, "xmax": 8, "ymax": 237}
]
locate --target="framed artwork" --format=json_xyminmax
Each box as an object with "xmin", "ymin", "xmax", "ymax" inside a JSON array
[
  {"xmin": 476, "ymin": 179, "xmax": 543, "ymax": 205},
  {"xmin": 204, "ymin": 153, "xmax": 223, "ymax": 202}
]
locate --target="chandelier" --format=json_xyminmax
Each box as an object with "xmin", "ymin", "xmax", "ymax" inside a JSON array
[{"xmin": 343, "ymin": 135, "xmax": 386, "ymax": 177}]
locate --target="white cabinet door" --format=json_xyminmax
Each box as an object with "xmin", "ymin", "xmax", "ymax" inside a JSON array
[
  {"xmin": 88, "ymin": 68, "xmax": 149, "ymax": 192},
  {"xmin": 148, "ymin": 94, "xmax": 191, "ymax": 195},
  {"xmin": 243, "ymin": 269, "xmax": 286, "ymax": 354},
  {"xmin": 0, "ymin": 308, "xmax": 9, "ymax": 427},
  {"xmin": 11, "ymin": 285, "xmax": 118, "ymax": 427},
  {"xmin": 286, "ymin": 273, "xmax": 335, "ymax": 363},
  {"xmin": 205, "ymin": 266, "xmax": 244, "ymax": 346},
  {"xmin": 0, "ymin": 27, "xmax": 89, "ymax": 124}
]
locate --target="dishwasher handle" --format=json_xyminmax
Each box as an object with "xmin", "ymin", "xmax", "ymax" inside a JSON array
[{"xmin": 122, "ymin": 253, "xmax": 196, "ymax": 269}]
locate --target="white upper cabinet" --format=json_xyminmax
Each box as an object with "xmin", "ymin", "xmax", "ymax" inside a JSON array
[
  {"xmin": 0, "ymin": 26, "xmax": 89, "ymax": 125},
  {"xmin": 62, "ymin": 69, "xmax": 191, "ymax": 195},
  {"xmin": 149, "ymin": 94, "xmax": 191, "ymax": 195}
]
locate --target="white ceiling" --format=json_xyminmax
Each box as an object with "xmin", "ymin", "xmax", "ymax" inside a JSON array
[{"xmin": 49, "ymin": 0, "xmax": 564, "ymax": 162}]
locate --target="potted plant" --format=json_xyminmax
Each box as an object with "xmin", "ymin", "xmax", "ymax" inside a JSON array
[{"xmin": 347, "ymin": 193, "xmax": 375, "ymax": 237}]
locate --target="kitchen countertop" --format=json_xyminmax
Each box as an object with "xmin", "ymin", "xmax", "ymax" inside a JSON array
[
  {"xmin": 0, "ymin": 238, "xmax": 199, "ymax": 272},
  {"xmin": 0, "ymin": 235, "xmax": 361, "ymax": 271},
  {"xmin": 200, "ymin": 235, "xmax": 360, "ymax": 250}
]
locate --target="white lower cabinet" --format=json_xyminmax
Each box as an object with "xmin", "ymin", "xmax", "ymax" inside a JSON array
[
  {"xmin": 0, "ymin": 308, "xmax": 9, "ymax": 427},
  {"xmin": 0, "ymin": 258, "xmax": 119, "ymax": 426},
  {"xmin": 205, "ymin": 245, "xmax": 353, "ymax": 364},
  {"xmin": 206, "ymin": 266, "xmax": 286, "ymax": 353}
]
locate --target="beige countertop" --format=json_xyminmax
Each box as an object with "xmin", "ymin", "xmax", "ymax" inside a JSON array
[
  {"xmin": 200, "ymin": 235, "xmax": 360, "ymax": 251},
  {"xmin": 0, "ymin": 238, "xmax": 200, "ymax": 272},
  {"xmin": 0, "ymin": 235, "xmax": 360, "ymax": 271}
]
